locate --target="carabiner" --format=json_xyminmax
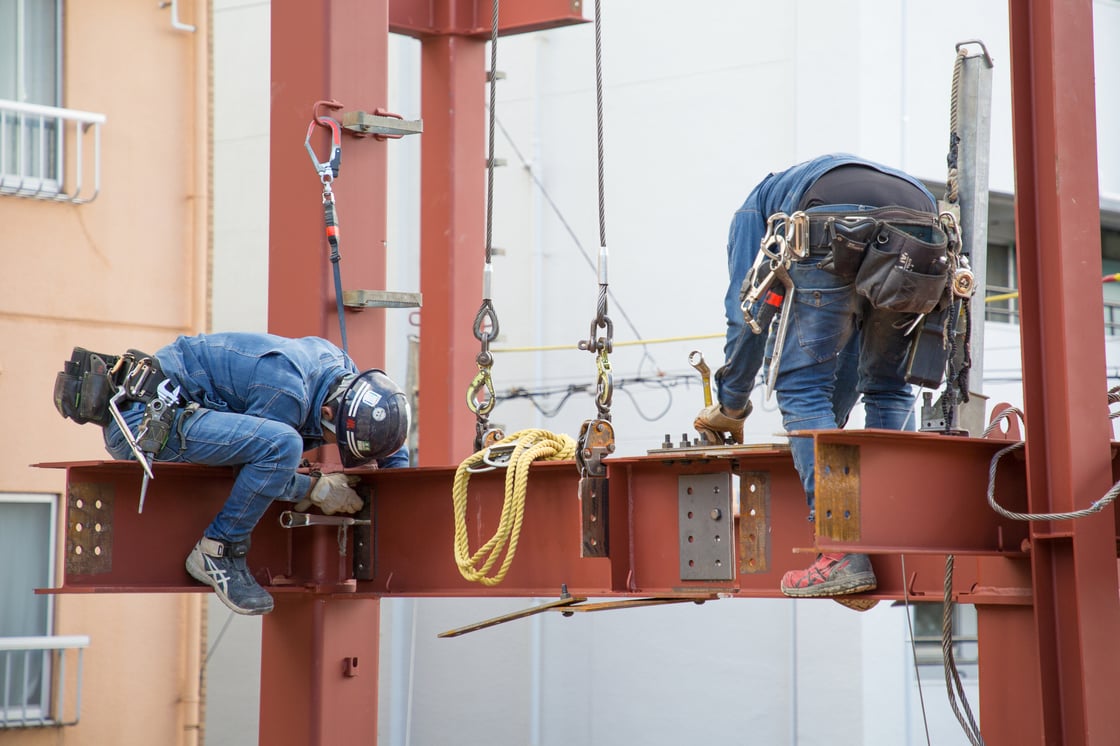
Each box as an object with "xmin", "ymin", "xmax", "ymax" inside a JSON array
[
  {"xmin": 305, "ymin": 116, "xmax": 342, "ymax": 182},
  {"xmin": 466, "ymin": 366, "xmax": 497, "ymax": 417}
]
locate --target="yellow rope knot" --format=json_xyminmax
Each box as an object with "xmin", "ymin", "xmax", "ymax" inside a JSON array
[{"xmin": 452, "ymin": 429, "xmax": 577, "ymax": 586}]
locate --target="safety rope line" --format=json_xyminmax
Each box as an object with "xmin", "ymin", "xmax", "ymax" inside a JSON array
[
  {"xmin": 305, "ymin": 115, "xmax": 348, "ymax": 353},
  {"xmin": 467, "ymin": 0, "xmax": 505, "ymax": 451},
  {"xmin": 452, "ymin": 429, "xmax": 577, "ymax": 585}
]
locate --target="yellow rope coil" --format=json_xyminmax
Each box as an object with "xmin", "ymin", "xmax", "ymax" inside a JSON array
[{"xmin": 452, "ymin": 429, "xmax": 577, "ymax": 585}]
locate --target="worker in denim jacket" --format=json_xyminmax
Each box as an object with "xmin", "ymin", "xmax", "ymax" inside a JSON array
[
  {"xmin": 104, "ymin": 332, "xmax": 410, "ymax": 615},
  {"xmin": 694, "ymin": 154, "xmax": 937, "ymax": 598}
]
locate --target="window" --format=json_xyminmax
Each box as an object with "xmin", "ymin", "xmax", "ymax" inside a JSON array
[
  {"xmin": 0, "ymin": 0, "xmax": 62, "ymax": 194},
  {"xmin": 911, "ymin": 602, "xmax": 979, "ymax": 680},
  {"xmin": 0, "ymin": 494, "xmax": 57, "ymax": 726},
  {"xmin": 0, "ymin": 0, "xmax": 102, "ymax": 203}
]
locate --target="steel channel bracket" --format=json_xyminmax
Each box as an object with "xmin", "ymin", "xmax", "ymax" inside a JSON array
[
  {"xmin": 737, "ymin": 471, "xmax": 771, "ymax": 574},
  {"xmin": 678, "ymin": 473, "xmax": 735, "ymax": 581}
]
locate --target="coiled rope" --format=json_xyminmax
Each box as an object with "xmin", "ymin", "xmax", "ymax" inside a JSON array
[{"xmin": 452, "ymin": 429, "xmax": 577, "ymax": 585}]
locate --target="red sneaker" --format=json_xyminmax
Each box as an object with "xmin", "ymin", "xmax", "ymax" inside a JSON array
[{"xmin": 780, "ymin": 552, "xmax": 877, "ymax": 597}]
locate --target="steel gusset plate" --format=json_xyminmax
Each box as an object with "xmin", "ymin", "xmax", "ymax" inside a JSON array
[{"xmin": 809, "ymin": 429, "xmax": 1031, "ymax": 555}]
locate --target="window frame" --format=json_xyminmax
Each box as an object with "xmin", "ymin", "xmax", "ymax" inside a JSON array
[{"xmin": 0, "ymin": 493, "xmax": 59, "ymax": 726}]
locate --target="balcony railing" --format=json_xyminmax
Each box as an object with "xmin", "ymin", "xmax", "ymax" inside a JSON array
[
  {"xmin": 0, "ymin": 99, "xmax": 105, "ymax": 204},
  {"xmin": 0, "ymin": 635, "xmax": 90, "ymax": 728}
]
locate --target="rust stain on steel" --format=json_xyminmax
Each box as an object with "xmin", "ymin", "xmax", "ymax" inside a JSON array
[
  {"xmin": 66, "ymin": 482, "xmax": 113, "ymax": 575},
  {"xmin": 738, "ymin": 471, "xmax": 770, "ymax": 574},
  {"xmin": 816, "ymin": 443, "xmax": 861, "ymax": 543}
]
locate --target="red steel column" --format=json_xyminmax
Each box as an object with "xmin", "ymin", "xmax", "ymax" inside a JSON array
[
  {"xmin": 259, "ymin": 596, "xmax": 381, "ymax": 745},
  {"xmin": 1007, "ymin": 1, "xmax": 1120, "ymax": 743},
  {"xmin": 265, "ymin": 3, "xmax": 391, "ymax": 743},
  {"xmin": 269, "ymin": 0, "xmax": 390, "ymax": 368},
  {"xmin": 418, "ymin": 31, "xmax": 487, "ymax": 466}
]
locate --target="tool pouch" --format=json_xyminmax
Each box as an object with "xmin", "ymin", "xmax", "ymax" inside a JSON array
[
  {"xmin": 854, "ymin": 221, "xmax": 950, "ymax": 314},
  {"xmin": 818, "ymin": 217, "xmax": 880, "ymax": 279},
  {"xmin": 905, "ymin": 307, "xmax": 952, "ymax": 388},
  {"xmin": 53, "ymin": 347, "xmax": 121, "ymax": 426}
]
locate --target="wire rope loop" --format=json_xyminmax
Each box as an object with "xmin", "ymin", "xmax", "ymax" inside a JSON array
[{"xmin": 473, "ymin": 301, "xmax": 500, "ymax": 347}]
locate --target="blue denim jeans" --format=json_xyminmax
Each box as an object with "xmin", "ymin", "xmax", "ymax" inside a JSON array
[
  {"xmin": 775, "ymin": 260, "xmax": 916, "ymax": 516},
  {"xmin": 105, "ymin": 400, "xmax": 311, "ymax": 543}
]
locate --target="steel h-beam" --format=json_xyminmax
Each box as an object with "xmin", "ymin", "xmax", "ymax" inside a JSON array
[{"xmin": 1005, "ymin": 1, "xmax": 1120, "ymax": 743}]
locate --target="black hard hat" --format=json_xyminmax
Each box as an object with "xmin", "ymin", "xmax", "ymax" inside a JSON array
[{"xmin": 330, "ymin": 369, "xmax": 410, "ymax": 467}]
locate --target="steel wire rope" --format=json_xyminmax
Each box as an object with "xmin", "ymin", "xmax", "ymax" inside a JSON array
[
  {"xmin": 899, "ymin": 555, "xmax": 934, "ymax": 746},
  {"xmin": 466, "ymin": 0, "xmax": 504, "ymax": 449},
  {"xmin": 983, "ymin": 407, "xmax": 1120, "ymax": 521},
  {"xmin": 493, "ymin": 116, "xmax": 654, "ymax": 361},
  {"xmin": 934, "ymin": 46, "xmax": 984, "ymax": 746},
  {"xmin": 942, "ymin": 554, "xmax": 984, "ymax": 746},
  {"xmin": 451, "ymin": 429, "xmax": 577, "ymax": 585}
]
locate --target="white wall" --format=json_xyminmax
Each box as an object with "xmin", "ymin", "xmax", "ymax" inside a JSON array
[{"xmin": 212, "ymin": 1, "xmax": 1120, "ymax": 744}]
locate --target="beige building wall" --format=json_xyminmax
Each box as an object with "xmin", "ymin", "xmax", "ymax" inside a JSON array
[{"xmin": 2, "ymin": 1, "xmax": 211, "ymax": 744}]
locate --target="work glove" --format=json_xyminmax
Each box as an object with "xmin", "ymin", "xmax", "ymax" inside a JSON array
[
  {"xmin": 693, "ymin": 402, "xmax": 752, "ymax": 445},
  {"xmin": 299, "ymin": 473, "xmax": 363, "ymax": 515}
]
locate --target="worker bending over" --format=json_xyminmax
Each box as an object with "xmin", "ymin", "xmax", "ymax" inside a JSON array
[
  {"xmin": 696, "ymin": 153, "xmax": 952, "ymax": 597},
  {"xmin": 55, "ymin": 332, "xmax": 410, "ymax": 615}
]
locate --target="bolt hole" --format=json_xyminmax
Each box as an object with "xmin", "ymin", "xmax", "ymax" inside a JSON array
[
  {"xmin": 94, "ymin": 546, "xmax": 102, "ymax": 556},
  {"xmin": 825, "ymin": 510, "xmax": 833, "ymax": 519},
  {"xmin": 688, "ymin": 560, "xmax": 695, "ymax": 567},
  {"xmin": 687, "ymin": 487, "xmax": 694, "ymax": 495},
  {"xmin": 844, "ymin": 510, "xmax": 851, "ymax": 519},
  {"xmin": 75, "ymin": 523, "xmax": 83, "ymax": 532},
  {"xmin": 75, "ymin": 546, "xmax": 82, "ymax": 555},
  {"xmin": 687, "ymin": 511, "xmax": 694, "ymax": 519},
  {"xmin": 688, "ymin": 535, "xmax": 694, "ymax": 543},
  {"xmin": 95, "ymin": 523, "xmax": 102, "ymax": 532},
  {"xmin": 75, "ymin": 499, "xmax": 84, "ymax": 509},
  {"xmin": 95, "ymin": 500, "xmax": 103, "ymax": 509}
]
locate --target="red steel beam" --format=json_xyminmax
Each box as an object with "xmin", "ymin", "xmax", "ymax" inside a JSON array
[
  {"xmin": 41, "ymin": 435, "xmax": 1041, "ymax": 602},
  {"xmin": 1007, "ymin": 1, "xmax": 1120, "ymax": 743},
  {"xmin": 390, "ymin": 0, "xmax": 586, "ymax": 38}
]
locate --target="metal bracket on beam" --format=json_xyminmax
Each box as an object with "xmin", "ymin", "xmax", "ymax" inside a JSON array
[
  {"xmin": 340, "ymin": 110, "xmax": 422, "ymax": 140},
  {"xmin": 737, "ymin": 472, "xmax": 771, "ymax": 574},
  {"xmin": 678, "ymin": 473, "xmax": 735, "ymax": 581},
  {"xmin": 342, "ymin": 290, "xmax": 423, "ymax": 309},
  {"xmin": 815, "ymin": 443, "xmax": 861, "ymax": 542}
]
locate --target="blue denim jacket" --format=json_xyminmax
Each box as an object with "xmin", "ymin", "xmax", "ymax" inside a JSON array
[
  {"xmin": 157, "ymin": 332, "xmax": 410, "ymax": 469},
  {"xmin": 158, "ymin": 333, "xmax": 352, "ymax": 447}
]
